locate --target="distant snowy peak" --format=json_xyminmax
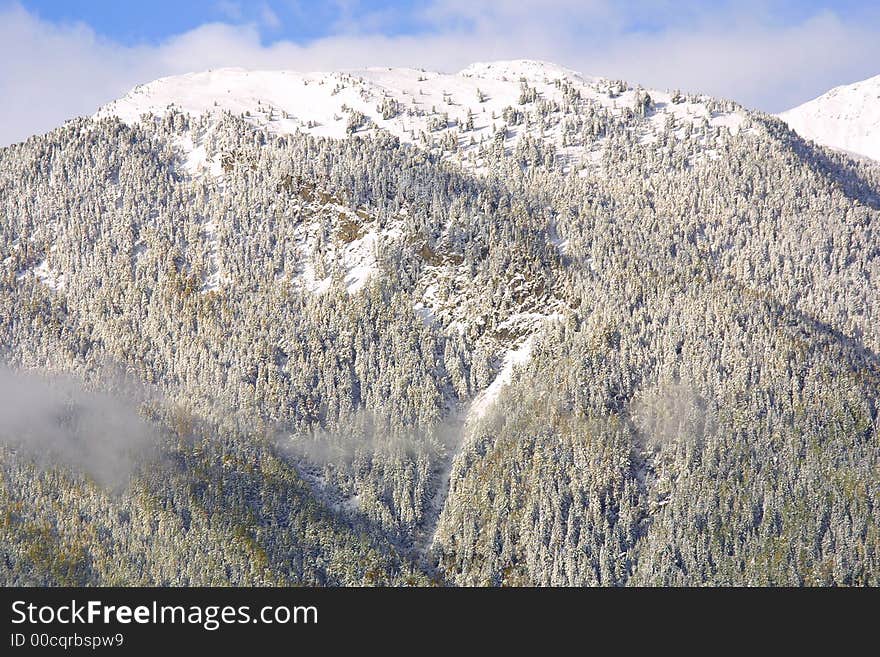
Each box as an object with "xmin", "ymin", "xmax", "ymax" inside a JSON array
[
  {"xmin": 779, "ymin": 74, "xmax": 880, "ymax": 162},
  {"xmin": 95, "ymin": 60, "xmax": 748, "ymax": 174}
]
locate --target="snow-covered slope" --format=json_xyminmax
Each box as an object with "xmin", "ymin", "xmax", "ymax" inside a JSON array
[
  {"xmin": 96, "ymin": 60, "xmax": 747, "ymax": 175},
  {"xmin": 779, "ymin": 74, "xmax": 880, "ymax": 162}
]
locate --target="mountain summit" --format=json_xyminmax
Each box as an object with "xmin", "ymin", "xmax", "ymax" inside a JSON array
[{"xmin": 96, "ymin": 59, "xmax": 746, "ymax": 174}]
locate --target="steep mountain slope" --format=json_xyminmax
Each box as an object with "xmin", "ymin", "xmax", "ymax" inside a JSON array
[
  {"xmin": 2, "ymin": 62, "xmax": 880, "ymax": 586},
  {"xmin": 780, "ymin": 74, "xmax": 880, "ymax": 161}
]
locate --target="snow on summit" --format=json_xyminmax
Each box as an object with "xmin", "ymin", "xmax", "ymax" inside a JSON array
[
  {"xmin": 779, "ymin": 74, "xmax": 880, "ymax": 162},
  {"xmin": 96, "ymin": 60, "xmax": 747, "ymax": 174}
]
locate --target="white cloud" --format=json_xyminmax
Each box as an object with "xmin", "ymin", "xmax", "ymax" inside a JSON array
[{"xmin": 0, "ymin": 0, "xmax": 878, "ymax": 146}]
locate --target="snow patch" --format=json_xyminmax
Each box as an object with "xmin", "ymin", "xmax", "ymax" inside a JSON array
[
  {"xmin": 175, "ymin": 134, "xmax": 224, "ymax": 179},
  {"xmin": 31, "ymin": 259, "xmax": 65, "ymax": 291},
  {"xmin": 340, "ymin": 230, "xmax": 378, "ymax": 293},
  {"xmin": 468, "ymin": 336, "xmax": 534, "ymax": 424}
]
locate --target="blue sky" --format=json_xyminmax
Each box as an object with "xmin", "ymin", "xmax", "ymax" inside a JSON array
[
  {"xmin": 18, "ymin": 0, "xmax": 437, "ymax": 44},
  {"xmin": 18, "ymin": 0, "xmax": 876, "ymax": 46},
  {"xmin": 2, "ymin": 1, "xmax": 879, "ymax": 145}
]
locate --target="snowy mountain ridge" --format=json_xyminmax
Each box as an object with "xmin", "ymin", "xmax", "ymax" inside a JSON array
[{"xmin": 95, "ymin": 59, "xmax": 748, "ymax": 176}]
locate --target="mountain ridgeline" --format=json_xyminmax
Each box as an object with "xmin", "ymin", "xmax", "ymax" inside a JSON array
[{"xmin": 1, "ymin": 61, "xmax": 879, "ymax": 586}]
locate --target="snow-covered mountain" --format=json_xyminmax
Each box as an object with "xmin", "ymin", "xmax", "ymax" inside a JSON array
[
  {"xmin": 779, "ymin": 74, "xmax": 880, "ymax": 161},
  {"xmin": 96, "ymin": 59, "xmax": 747, "ymax": 175},
  {"xmin": 4, "ymin": 59, "xmax": 880, "ymax": 587}
]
